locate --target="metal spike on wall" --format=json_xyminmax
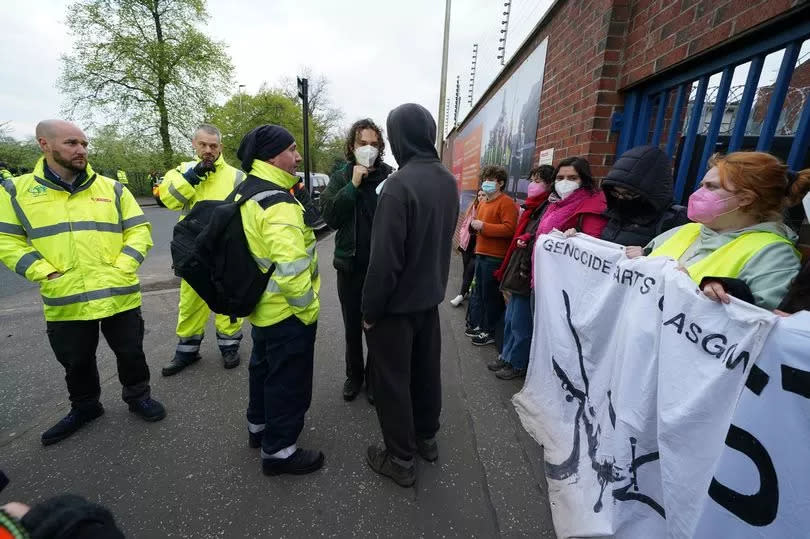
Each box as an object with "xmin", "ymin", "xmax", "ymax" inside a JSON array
[
  {"xmin": 497, "ymin": 1, "xmax": 512, "ymax": 66},
  {"xmin": 468, "ymin": 43, "xmax": 478, "ymax": 106},
  {"xmin": 445, "ymin": 97, "xmax": 451, "ymax": 135},
  {"xmin": 454, "ymin": 75, "xmax": 461, "ymax": 125}
]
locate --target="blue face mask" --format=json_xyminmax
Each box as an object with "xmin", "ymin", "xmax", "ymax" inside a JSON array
[{"xmin": 481, "ymin": 180, "xmax": 497, "ymax": 194}]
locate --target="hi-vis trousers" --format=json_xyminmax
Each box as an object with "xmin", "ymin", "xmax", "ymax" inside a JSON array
[{"xmin": 175, "ymin": 279, "xmax": 243, "ymax": 359}]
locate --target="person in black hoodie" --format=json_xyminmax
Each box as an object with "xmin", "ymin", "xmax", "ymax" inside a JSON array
[
  {"xmin": 600, "ymin": 145, "xmax": 688, "ymax": 247},
  {"xmin": 361, "ymin": 103, "xmax": 459, "ymax": 487},
  {"xmin": 320, "ymin": 119, "xmax": 394, "ymax": 402}
]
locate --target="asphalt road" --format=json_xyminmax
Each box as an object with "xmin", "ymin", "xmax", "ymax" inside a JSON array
[{"xmin": 0, "ymin": 202, "xmax": 555, "ymax": 538}]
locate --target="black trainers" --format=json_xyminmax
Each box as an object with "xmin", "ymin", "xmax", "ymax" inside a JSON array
[
  {"xmin": 464, "ymin": 326, "xmax": 481, "ymax": 338},
  {"xmin": 222, "ymin": 350, "xmax": 240, "ymax": 370},
  {"xmin": 161, "ymin": 354, "xmax": 200, "ymax": 376},
  {"xmin": 472, "ymin": 332, "xmax": 495, "ymax": 346},
  {"xmin": 41, "ymin": 404, "xmax": 104, "ymax": 446},
  {"xmin": 496, "ymin": 366, "xmax": 527, "ymax": 380},
  {"xmin": 262, "ymin": 448, "xmax": 325, "ymax": 476},
  {"xmin": 416, "ymin": 438, "xmax": 439, "ymax": 462},
  {"xmin": 366, "ymin": 445, "xmax": 416, "ymax": 487},
  {"xmin": 343, "ymin": 378, "xmax": 362, "ymax": 401},
  {"xmin": 487, "ymin": 357, "xmax": 509, "ymax": 371},
  {"xmin": 128, "ymin": 397, "xmax": 167, "ymax": 422}
]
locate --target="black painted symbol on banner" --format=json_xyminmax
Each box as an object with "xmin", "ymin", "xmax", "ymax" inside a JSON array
[
  {"xmin": 545, "ymin": 289, "xmax": 665, "ymax": 518},
  {"xmin": 709, "ymin": 362, "xmax": 810, "ymax": 526},
  {"xmin": 708, "ymin": 424, "xmax": 778, "ymax": 526}
]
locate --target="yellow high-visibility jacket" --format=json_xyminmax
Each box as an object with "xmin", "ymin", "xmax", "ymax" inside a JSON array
[
  {"xmin": 0, "ymin": 157, "xmax": 153, "ymax": 321},
  {"xmin": 239, "ymin": 160, "xmax": 320, "ymax": 327},
  {"xmin": 116, "ymin": 169, "xmax": 128, "ymax": 185},
  {"xmin": 159, "ymin": 154, "xmax": 245, "ymax": 217}
]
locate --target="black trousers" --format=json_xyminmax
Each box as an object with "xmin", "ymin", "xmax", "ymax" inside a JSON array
[
  {"xmin": 460, "ymin": 247, "xmax": 476, "ymax": 297},
  {"xmin": 336, "ymin": 269, "xmax": 372, "ymax": 385},
  {"xmin": 45, "ymin": 307, "xmax": 151, "ymax": 411},
  {"xmin": 246, "ymin": 316, "xmax": 317, "ymax": 455},
  {"xmin": 366, "ymin": 307, "xmax": 442, "ymax": 460}
]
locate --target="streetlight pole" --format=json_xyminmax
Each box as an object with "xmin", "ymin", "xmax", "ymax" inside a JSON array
[
  {"xmin": 297, "ymin": 77, "xmax": 311, "ymax": 193},
  {"xmin": 436, "ymin": 0, "xmax": 452, "ymax": 158},
  {"xmin": 238, "ymin": 84, "xmax": 246, "ymax": 116}
]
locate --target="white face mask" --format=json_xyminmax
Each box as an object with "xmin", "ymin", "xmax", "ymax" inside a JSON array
[
  {"xmin": 555, "ymin": 179, "xmax": 580, "ymax": 199},
  {"xmin": 354, "ymin": 145, "xmax": 379, "ymax": 168},
  {"xmin": 803, "ymin": 192, "xmax": 810, "ymax": 224}
]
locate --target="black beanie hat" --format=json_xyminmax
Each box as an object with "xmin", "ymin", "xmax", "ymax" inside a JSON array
[{"xmin": 236, "ymin": 124, "xmax": 295, "ymax": 172}]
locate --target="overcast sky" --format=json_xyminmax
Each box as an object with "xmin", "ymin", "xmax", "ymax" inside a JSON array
[{"xmin": 0, "ymin": 0, "xmax": 550, "ymax": 163}]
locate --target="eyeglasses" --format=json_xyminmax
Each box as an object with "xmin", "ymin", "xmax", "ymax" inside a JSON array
[{"xmin": 611, "ymin": 189, "xmax": 640, "ymax": 200}]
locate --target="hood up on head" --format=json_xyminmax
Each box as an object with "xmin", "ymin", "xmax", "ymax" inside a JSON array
[
  {"xmin": 386, "ymin": 103, "xmax": 438, "ymax": 167},
  {"xmin": 602, "ymin": 145, "xmax": 675, "ymax": 216}
]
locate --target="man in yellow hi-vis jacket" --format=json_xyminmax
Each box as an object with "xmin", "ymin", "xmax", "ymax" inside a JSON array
[
  {"xmin": 0, "ymin": 120, "xmax": 165, "ymax": 446},
  {"xmin": 159, "ymin": 124, "xmax": 247, "ymax": 375},
  {"xmin": 235, "ymin": 124, "xmax": 323, "ymax": 476},
  {"xmin": 116, "ymin": 168, "xmax": 128, "ymax": 185}
]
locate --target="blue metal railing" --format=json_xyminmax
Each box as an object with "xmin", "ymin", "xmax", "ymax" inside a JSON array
[{"xmin": 617, "ymin": 19, "xmax": 810, "ymax": 204}]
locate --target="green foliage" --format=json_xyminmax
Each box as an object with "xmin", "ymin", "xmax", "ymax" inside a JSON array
[
  {"xmin": 206, "ymin": 84, "xmax": 345, "ymax": 174},
  {"xmin": 0, "ymin": 137, "xmax": 41, "ymax": 171},
  {"xmin": 58, "ymin": 0, "xmax": 234, "ymax": 168}
]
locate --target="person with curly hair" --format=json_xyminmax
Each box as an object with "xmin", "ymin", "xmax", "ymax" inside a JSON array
[{"xmin": 320, "ymin": 118, "xmax": 394, "ymax": 402}]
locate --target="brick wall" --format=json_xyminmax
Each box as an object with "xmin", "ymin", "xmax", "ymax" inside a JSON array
[
  {"xmin": 620, "ymin": 0, "xmax": 802, "ymax": 88},
  {"xmin": 447, "ymin": 0, "xmax": 804, "ymax": 181},
  {"xmin": 528, "ymin": 0, "xmax": 631, "ymax": 179}
]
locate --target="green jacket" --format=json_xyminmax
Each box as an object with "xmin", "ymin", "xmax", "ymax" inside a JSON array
[{"xmin": 319, "ymin": 162, "xmax": 392, "ymax": 272}]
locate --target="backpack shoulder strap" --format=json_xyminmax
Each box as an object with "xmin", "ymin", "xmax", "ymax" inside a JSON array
[{"xmin": 227, "ymin": 175, "xmax": 288, "ymax": 206}]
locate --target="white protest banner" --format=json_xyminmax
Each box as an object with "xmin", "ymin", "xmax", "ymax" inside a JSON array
[
  {"xmin": 694, "ymin": 311, "xmax": 810, "ymax": 538},
  {"xmin": 513, "ymin": 233, "xmax": 778, "ymax": 538}
]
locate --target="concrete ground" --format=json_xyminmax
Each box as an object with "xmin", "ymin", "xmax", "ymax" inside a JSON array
[{"xmin": 0, "ymin": 202, "xmax": 554, "ymax": 538}]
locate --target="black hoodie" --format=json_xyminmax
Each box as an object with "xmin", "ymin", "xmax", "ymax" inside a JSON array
[
  {"xmin": 361, "ymin": 104, "xmax": 460, "ymax": 322},
  {"xmin": 600, "ymin": 145, "xmax": 688, "ymax": 247}
]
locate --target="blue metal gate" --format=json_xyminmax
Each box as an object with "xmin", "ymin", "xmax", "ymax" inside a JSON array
[{"xmin": 617, "ymin": 20, "xmax": 810, "ymax": 204}]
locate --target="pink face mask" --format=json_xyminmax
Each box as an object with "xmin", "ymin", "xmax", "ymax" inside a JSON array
[
  {"xmin": 527, "ymin": 182, "xmax": 547, "ymax": 198},
  {"xmin": 687, "ymin": 187, "xmax": 739, "ymax": 223}
]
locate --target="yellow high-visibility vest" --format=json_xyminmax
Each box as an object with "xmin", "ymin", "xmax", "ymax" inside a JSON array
[
  {"xmin": 650, "ymin": 222, "xmax": 797, "ymax": 284},
  {"xmin": 0, "ymin": 157, "xmax": 152, "ymax": 321}
]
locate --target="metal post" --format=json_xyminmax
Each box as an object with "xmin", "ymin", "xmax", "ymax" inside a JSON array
[
  {"xmin": 436, "ymin": 0, "xmax": 452, "ymax": 157},
  {"xmin": 238, "ymin": 84, "xmax": 246, "ymax": 116},
  {"xmin": 297, "ymin": 77, "xmax": 311, "ymax": 192}
]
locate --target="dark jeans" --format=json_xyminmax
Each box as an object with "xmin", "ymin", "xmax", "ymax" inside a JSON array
[
  {"xmin": 246, "ymin": 316, "xmax": 317, "ymax": 455},
  {"xmin": 336, "ymin": 269, "xmax": 372, "ymax": 386},
  {"xmin": 366, "ymin": 307, "xmax": 442, "ymax": 460},
  {"xmin": 45, "ymin": 307, "xmax": 151, "ymax": 410},
  {"xmin": 473, "ymin": 255, "xmax": 505, "ymax": 334},
  {"xmin": 502, "ymin": 294, "xmax": 533, "ymax": 370},
  {"xmin": 460, "ymin": 246, "xmax": 476, "ymax": 297}
]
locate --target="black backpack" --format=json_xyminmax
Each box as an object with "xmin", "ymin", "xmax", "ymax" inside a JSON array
[{"xmin": 170, "ymin": 176, "xmax": 292, "ymax": 318}]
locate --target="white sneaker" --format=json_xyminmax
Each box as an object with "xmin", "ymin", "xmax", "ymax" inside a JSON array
[{"xmin": 449, "ymin": 294, "xmax": 464, "ymax": 307}]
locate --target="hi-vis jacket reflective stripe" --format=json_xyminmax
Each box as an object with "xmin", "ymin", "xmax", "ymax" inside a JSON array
[
  {"xmin": 649, "ymin": 222, "xmax": 797, "ymax": 284},
  {"xmin": 159, "ymin": 154, "xmax": 245, "ymax": 218},
  {"xmin": 0, "ymin": 157, "xmax": 153, "ymax": 321},
  {"xmin": 239, "ymin": 160, "xmax": 320, "ymax": 327}
]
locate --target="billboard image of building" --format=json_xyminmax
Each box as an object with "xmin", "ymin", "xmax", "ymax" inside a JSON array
[{"xmin": 451, "ymin": 38, "xmax": 548, "ymax": 206}]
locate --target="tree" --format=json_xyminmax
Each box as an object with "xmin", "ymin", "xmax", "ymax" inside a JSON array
[
  {"xmin": 279, "ymin": 69, "xmax": 344, "ymax": 172},
  {"xmin": 206, "ymin": 86, "xmax": 304, "ymax": 168},
  {"xmin": 59, "ymin": 0, "xmax": 234, "ymax": 168},
  {"xmin": 0, "ymin": 135, "xmax": 42, "ymax": 171}
]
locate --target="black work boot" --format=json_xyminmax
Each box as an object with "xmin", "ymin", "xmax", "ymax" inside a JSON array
[
  {"xmin": 128, "ymin": 397, "xmax": 167, "ymax": 422},
  {"xmin": 161, "ymin": 354, "xmax": 200, "ymax": 376},
  {"xmin": 41, "ymin": 404, "xmax": 105, "ymax": 446},
  {"xmin": 222, "ymin": 350, "xmax": 240, "ymax": 369},
  {"xmin": 416, "ymin": 438, "xmax": 439, "ymax": 462},
  {"xmin": 343, "ymin": 378, "xmax": 362, "ymax": 401},
  {"xmin": 262, "ymin": 449, "xmax": 325, "ymax": 476},
  {"xmin": 366, "ymin": 445, "xmax": 416, "ymax": 487}
]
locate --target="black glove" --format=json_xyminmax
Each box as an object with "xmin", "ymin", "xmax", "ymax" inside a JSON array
[{"xmin": 182, "ymin": 160, "xmax": 216, "ymax": 186}]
